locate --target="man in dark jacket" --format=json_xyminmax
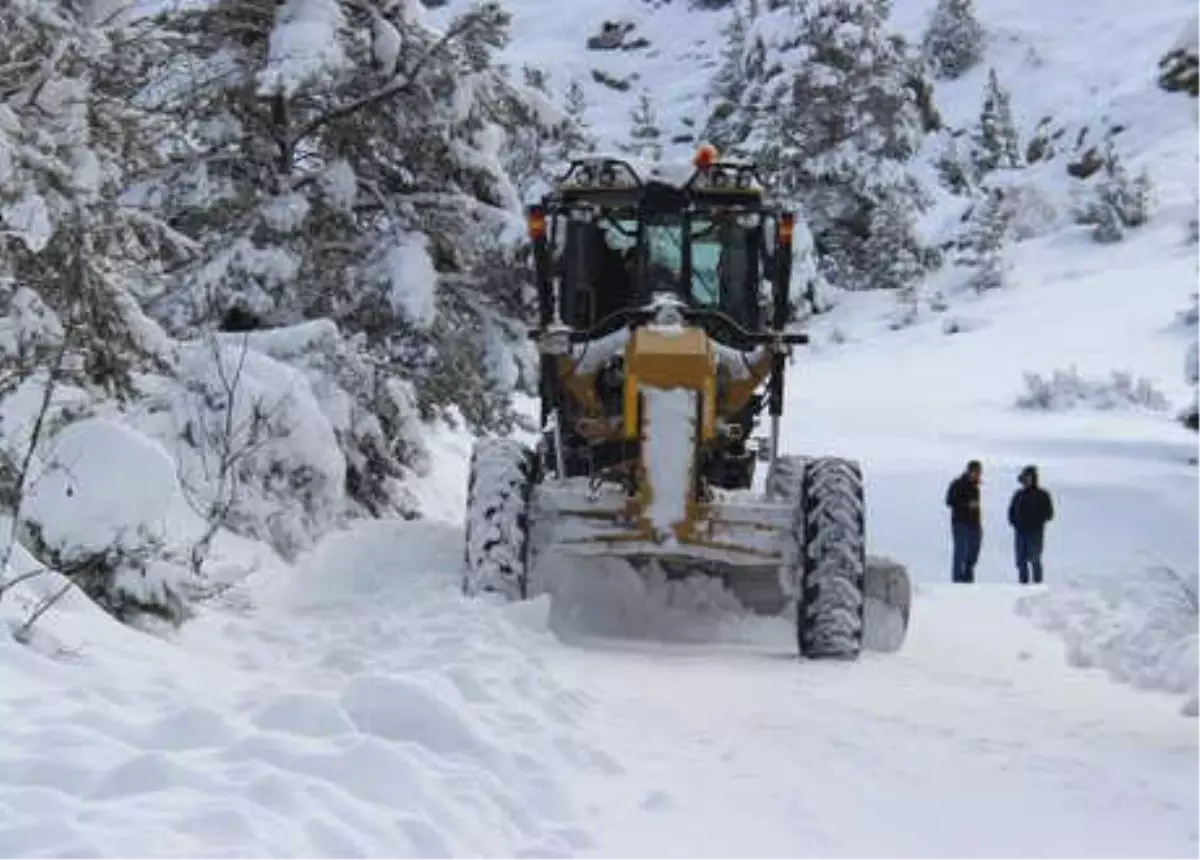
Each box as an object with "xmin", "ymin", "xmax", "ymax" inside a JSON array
[
  {"xmin": 1008, "ymin": 465, "xmax": 1054, "ymax": 584},
  {"xmin": 946, "ymin": 460, "xmax": 983, "ymax": 583}
]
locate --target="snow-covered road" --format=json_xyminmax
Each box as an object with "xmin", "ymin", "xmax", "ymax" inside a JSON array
[{"xmin": 541, "ymin": 582, "xmax": 1196, "ymax": 858}]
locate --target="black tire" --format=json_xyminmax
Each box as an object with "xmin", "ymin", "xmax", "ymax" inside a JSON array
[
  {"xmin": 798, "ymin": 457, "xmax": 867, "ymax": 659},
  {"xmin": 463, "ymin": 438, "xmax": 537, "ymax": 600}
]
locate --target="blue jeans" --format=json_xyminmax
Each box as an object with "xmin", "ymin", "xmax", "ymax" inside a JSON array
[
  {"xmin": 952, "ymin": 523, "xmax": 982, "ymax": 583},
  {"xmin": 1015, "ymin": 530, "xmax": 1044, "ymax": 584}
]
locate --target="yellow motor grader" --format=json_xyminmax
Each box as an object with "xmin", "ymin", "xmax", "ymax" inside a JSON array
[{"xmin": 463, "ymin": 147, "xmax": 910, "ymax": 659}]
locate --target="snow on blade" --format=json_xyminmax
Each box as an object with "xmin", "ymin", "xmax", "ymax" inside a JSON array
[{"xmin": 641, "ymin": 386, "xmax": 696, "ymax": 537}]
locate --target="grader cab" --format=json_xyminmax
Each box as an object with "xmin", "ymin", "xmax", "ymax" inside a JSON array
[{"xmin": 462, "ymin": 147, "xmax": 911, "ymax": 659}]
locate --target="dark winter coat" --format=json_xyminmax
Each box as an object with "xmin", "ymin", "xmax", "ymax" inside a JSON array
[
  {"xmin": 1008, "ymin": 486, "xmax": 1053, "ymax": 534},
  {"xmin": 945, "ymin": 474, "xmax": 981, "ymax": 527}
]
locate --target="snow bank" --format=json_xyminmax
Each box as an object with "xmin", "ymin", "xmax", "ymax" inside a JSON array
[
  {"xmin": 1017, "ymin": 568, "xmax": 1199, "ymax": 713},
  {"xmin": 0, "ymin": 519, "xmax": 609, "ymax": 856}
]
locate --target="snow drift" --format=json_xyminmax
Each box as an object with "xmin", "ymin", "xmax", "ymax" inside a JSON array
[{"xmin": 1018, "ymin": 568, "xmax": 1199, "ymax": 714}]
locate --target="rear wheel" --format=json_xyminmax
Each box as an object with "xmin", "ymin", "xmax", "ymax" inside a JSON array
[
  {"xmin": 798, "ymin": 457, "xmax": 867, "ymax": 659},
  {"xmin": 463, "ymin": 438, "xmax": 537, "ymax": 600}
]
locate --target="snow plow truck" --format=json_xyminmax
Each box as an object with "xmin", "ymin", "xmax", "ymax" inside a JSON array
[{"xmin": 462, "ymin": 146, "xmax": 911, "ymax": 659}]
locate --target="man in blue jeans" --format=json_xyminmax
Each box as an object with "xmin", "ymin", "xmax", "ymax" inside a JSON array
[
  {"xmin": 945, "ymin": 460, "xmax": 983, "ymax": 583},
  {"xmin": 1007, "ymin": 465, "xmax": 1054, "ymax": 584}
]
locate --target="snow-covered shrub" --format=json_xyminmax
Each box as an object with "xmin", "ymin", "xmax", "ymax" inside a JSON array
[
  {"xmin": 20, "ymin": 418, "xmax": 194, "ymax": 623},
  {"xmin": 220, "ymin": 320, "xmax": 429, "ymax": 519},
  {"xmin": 1017, "ymin": 567, "xmax": 1198, "ymax": 713},
  {"xmin": 1158, "ymin": 16, "xmax": 1199, "ymax": 97},
  {"xmin": 1015, "ymin": 367, "xmax": 1170, "ymax": 412},
  {"xmin": 138, "ymin": 336, "xmax": 347, "ymax": 563},
  {"xmin": 1075, "ymin": 145, "xmax": 1154, "ymax": 242}
]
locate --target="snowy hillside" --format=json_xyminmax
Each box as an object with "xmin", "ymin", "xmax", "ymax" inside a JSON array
[{"xmin": 0, "ymin": 0, "xmax": 1194, "ymax": 855}]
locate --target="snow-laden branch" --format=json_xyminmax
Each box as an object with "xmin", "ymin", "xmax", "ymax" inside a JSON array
[{"xmin": 288, "ymin": 14, "xmax": 476, "ymax": 147}]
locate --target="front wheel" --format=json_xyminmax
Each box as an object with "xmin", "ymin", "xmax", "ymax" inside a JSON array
[
  {"xmin": 798, "ymin": 457, "xmax": 867, "ymax": 659},
  {"xmin": 462, "ymin": 438, "xmax": 537, "ymax": 600}
]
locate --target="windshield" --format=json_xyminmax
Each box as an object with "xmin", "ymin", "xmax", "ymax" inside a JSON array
[{"xmin": 556, "ymin": 211, "xmax": 762, "ymax": 330}]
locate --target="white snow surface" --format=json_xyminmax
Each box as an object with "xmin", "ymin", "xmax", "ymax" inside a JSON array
[{"xmin": 0, "ymin": 0, "xmax": 1196, "ymax": 855}]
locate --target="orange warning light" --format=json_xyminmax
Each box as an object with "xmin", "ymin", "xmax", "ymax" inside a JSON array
[
  {"xmin": 779, "ymin": 212, "xmax": 795, "ymax": 246},
  {"xmin": 527, "ymin": 205, "xmax": 546, "ymax": 241},
  {"xmin": 693, "ymin": 144, "xmax": 720, "ymax": 170}
]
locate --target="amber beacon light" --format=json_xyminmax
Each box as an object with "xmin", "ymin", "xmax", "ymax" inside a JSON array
[
  {"xmin": 693, "ymin": 144, "xmax": 720, "ymax": 169},
  {"xmin": 526, "ymin": 205, "xmax": 546, "ymax": 241}
]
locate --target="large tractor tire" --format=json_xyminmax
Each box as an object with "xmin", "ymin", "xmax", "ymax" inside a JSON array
[
  {"xmin": 799, "ymin": 457, "xmax": 867, "ymax": 659},
  {"xmin": 463, "ymin": 438, "xmax": 537, "ymax": 601}
]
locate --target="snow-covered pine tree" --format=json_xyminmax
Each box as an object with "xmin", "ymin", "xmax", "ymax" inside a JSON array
[
  {"xmin": 0, "ymin": 1, "xmax": 182, "ymax": 395},
  {"xmin": 705, "ymin": 2, "xmax": 750, "ymax": 149},
  {"xmin": 627, "ymin": 91, "xmax": 663, "ymax": 162},
  {"xmin": 958, "ymin": 187, "xmax": 1012, "ymax": 291},
  {"xmin": 0, "ymin": 0, "xmax": 204, "ymax": 620},
  {"xmin": 972, "ymin": 68, "xmax": 1021, "ymax": 175},
  {"xmin": 739, "ymin": 0, "xmax": 932, "ymax": 291},
  {"xmin": 560, "ymin": 79, "xmax": 596, "ymax": 160},
  {"xmin": 144, "ymin": 0, "xmax": 550, "ymax": 437},
  {"xmin": 863, "ymin": 197, "xmax": 927, "ymax": 292},
  {"xmin": 921, "ymin": 0, "xmax": 985, "ymax": 81}
]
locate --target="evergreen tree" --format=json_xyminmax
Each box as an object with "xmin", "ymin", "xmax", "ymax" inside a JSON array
[
  {"xmin": 957, "ymin": 187, "xmax": 1012, "ymax": 291},
  {"xmin": 972, "ymin": 68, "xmax": 1021, "ymax": 175},
  {"xmin": 559, "ymin": 79, "xmax": 596, "ymax": 160},
  {"xmin": 145, "ymin": 0, "xmax": 546, "ymax": 433},
  {"xmin": 863, "ymin": 198, "xmax": 927, "ymax": 292},
  {"xmin": 921, "ymin": 0, "xmax": 985, "ymax": 80},
  {"xmin": 735, "ymin": 0, "xmax": 932, "ymax": 290},
  {"xmin": 627, "ymin": 91, "xmax": 663, "ymax": 162},
  {"xmin": 0, "ymin": 1, "xmax": 179, "ymax": 394},
  {"xmin": 705, "ymin": 3, "xmax": 750, "ymax": 149},
  {"xmin": 0, "ymin": 0, "xmax": 200, "ymax": 619}
]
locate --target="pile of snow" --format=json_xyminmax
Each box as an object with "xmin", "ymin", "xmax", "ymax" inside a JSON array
[
  {"xmin": 1015, "ymin": 366, "xmax": 1172, "ymax": 412},
  {"xmin": 538, "ymin": 553, "xmax": 791, "ymax": 648},
  {"xmin": 0, "ymin": 519, "xmax": 610, "ymax": 856},
  {"xmin": 1017, "ymin": 567, "xmax": 1199, "ymax": 714}
]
